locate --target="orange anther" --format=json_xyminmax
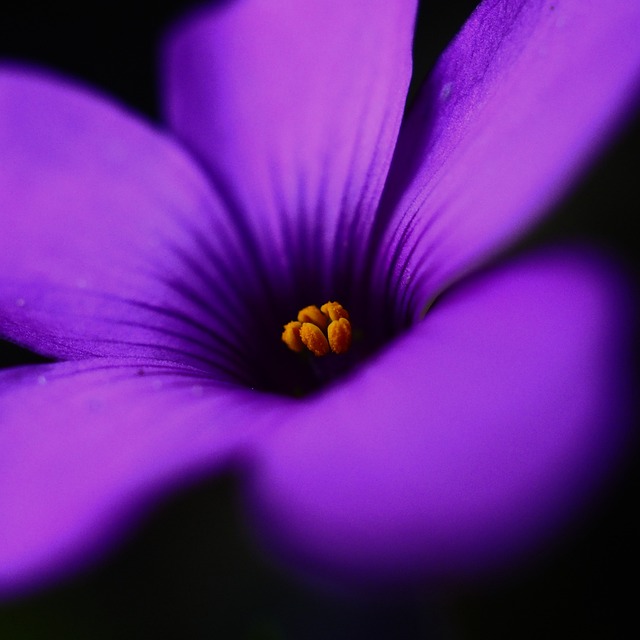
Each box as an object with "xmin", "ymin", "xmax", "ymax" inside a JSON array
[
  {"xmin": 299, "ymin": 323, "xmax": 330, "ymax": 356},
  {"xmin": 297, "ymin": 305, "xmax": 328, "ymax": 331},
  {"xmin": 327, "ymin": 317, "xmax": 352, "ymax": 354},
  {"xmin": 281, "ymin": 321, "xmax": 304, "ymax": 352},
  {"xmin": 320, "ymin": 301, "xmax": 349, "ymax": 322}
]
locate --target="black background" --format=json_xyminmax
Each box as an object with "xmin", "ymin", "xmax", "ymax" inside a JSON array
[{"xmin": 1, "ymin": 1, "xmax": 638, "ymax": 637}]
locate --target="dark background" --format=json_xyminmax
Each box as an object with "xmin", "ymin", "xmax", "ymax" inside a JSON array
[{"xmin": 1, "ymin": 1, "xmax": 638, "ymax": 637}]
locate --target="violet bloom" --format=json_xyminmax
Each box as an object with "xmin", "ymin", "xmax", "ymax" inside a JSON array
[{"xmin": 1, "ymin": 0, "xmax": 639, "ymax": 596}]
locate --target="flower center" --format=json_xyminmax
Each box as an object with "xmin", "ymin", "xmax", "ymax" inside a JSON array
[{"xmin": 282, "ymin": 301, "xmax": 352, "ymax": 356}]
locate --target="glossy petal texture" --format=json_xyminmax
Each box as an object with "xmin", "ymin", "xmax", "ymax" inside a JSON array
[
  {"xmin": 379, "ymin": 0, "xmax": 640, "ymax": 319},
  {"xmin": 162, "ymin": 0, "xmax": 416, "ymax": 297},
  {"xmin": 0, "ymin": 359, "xmax": 285, "ymax": 596},
  {"xmin": 0, "ymin": 68, "xmax": 263, "ymax": 381},
  {"xmin": 246, "ymin": 248, "xmax": 634, "ymax": 586}
]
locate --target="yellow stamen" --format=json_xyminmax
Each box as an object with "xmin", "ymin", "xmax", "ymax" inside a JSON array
[
  {"xmin": 300, "ymin": 322, "xmax": 330, "ymax": 356},
  {"xmin": 297, "ymin": 305, "xmax": 328, "ymax": 331},
  {"xmin": 320, "ymin": 301, "xmax": 349, "ymax": 322},
  {"xmin": 282, "ymin": 301, "xmax": 352, "ymax": 356},
  {"xmin": 281, "ymin": 321, "xmax": 304, "ymax": 352},
  {"xmin": 327, "ymin": 317, "xmax": 351, "ymax": 354}
]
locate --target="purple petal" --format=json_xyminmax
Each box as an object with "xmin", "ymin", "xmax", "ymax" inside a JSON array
[
  {"xmin": 0, "ymin": 359, "xmax": 285, "ymax": 597},
  {"xmin": 0, "ymin": 67, "xmax": 258, "ymax": 374},
  {"xmin": 380, "ymin": 0, "xmax": 640, "ymax": 314},
  {"xmin": 245, "ymin": 247, "xmax": 635, "ymax": 586},
  {"xmin": 161, "ymin": 0, "xmax": 416, "ymax": 291}
]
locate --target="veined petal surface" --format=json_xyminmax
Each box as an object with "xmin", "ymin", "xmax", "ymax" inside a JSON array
[
  {"xmin": 162, "ymin": 0, "xmax": 416, "ymax": 297},
  {"xmin": 380, "ymin": 0, "xmax": 640, "ymax": 318},
  {"xmin": 246, "ymin": 248, "xmax": 635, "ymax": 585},
  {"xmin": 0, "ymin": 67, "xmax": 260, "ymax": 378}
]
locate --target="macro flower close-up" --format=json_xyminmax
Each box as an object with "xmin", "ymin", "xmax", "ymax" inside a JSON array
[{"xmin": 1, "ymin": 0, "xmax": 639, "ymax": 623}]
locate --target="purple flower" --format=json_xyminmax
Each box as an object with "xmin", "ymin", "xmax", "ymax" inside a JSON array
[{"xmin": 0, "ymin": 0, "xmax": 638, "ymax": 597}]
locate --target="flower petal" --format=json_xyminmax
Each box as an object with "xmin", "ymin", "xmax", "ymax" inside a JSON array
[
  {"xmin": 0, "ymin": 67, "xmax": 259, "ymax": 376},
  {"xmin": 380, "ymin": 0, "xmax": 640, "ymax": 316},
  {"xmin": 245, "ymin": 247, "xmax": 635, "ymax": 585},
  {"xmin": 0, "ymin": 359, "xmax": 285, "ymax": 597},
  {"xmin": 161, "ymin": 0, "xmax": 416, "ymax": 294}
]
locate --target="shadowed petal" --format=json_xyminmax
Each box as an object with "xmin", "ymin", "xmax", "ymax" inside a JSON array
[
  {"xmin": 379, "ymin": 0, "xmax": 640, "ymax": 317},
  {"xmin": 0, "ymin": 67, "xmax": 261, "ymax": 376},
  {"xmin": 0, "ymin": 359, "xmax": 286, "ymax": 597},
  {"xmin": 245, "ymin": 247, "xmax": 635, "ymax": 586},
  {"xmin": 161, "ymin": 0, "xmax": 416, "ymax": 296}
]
